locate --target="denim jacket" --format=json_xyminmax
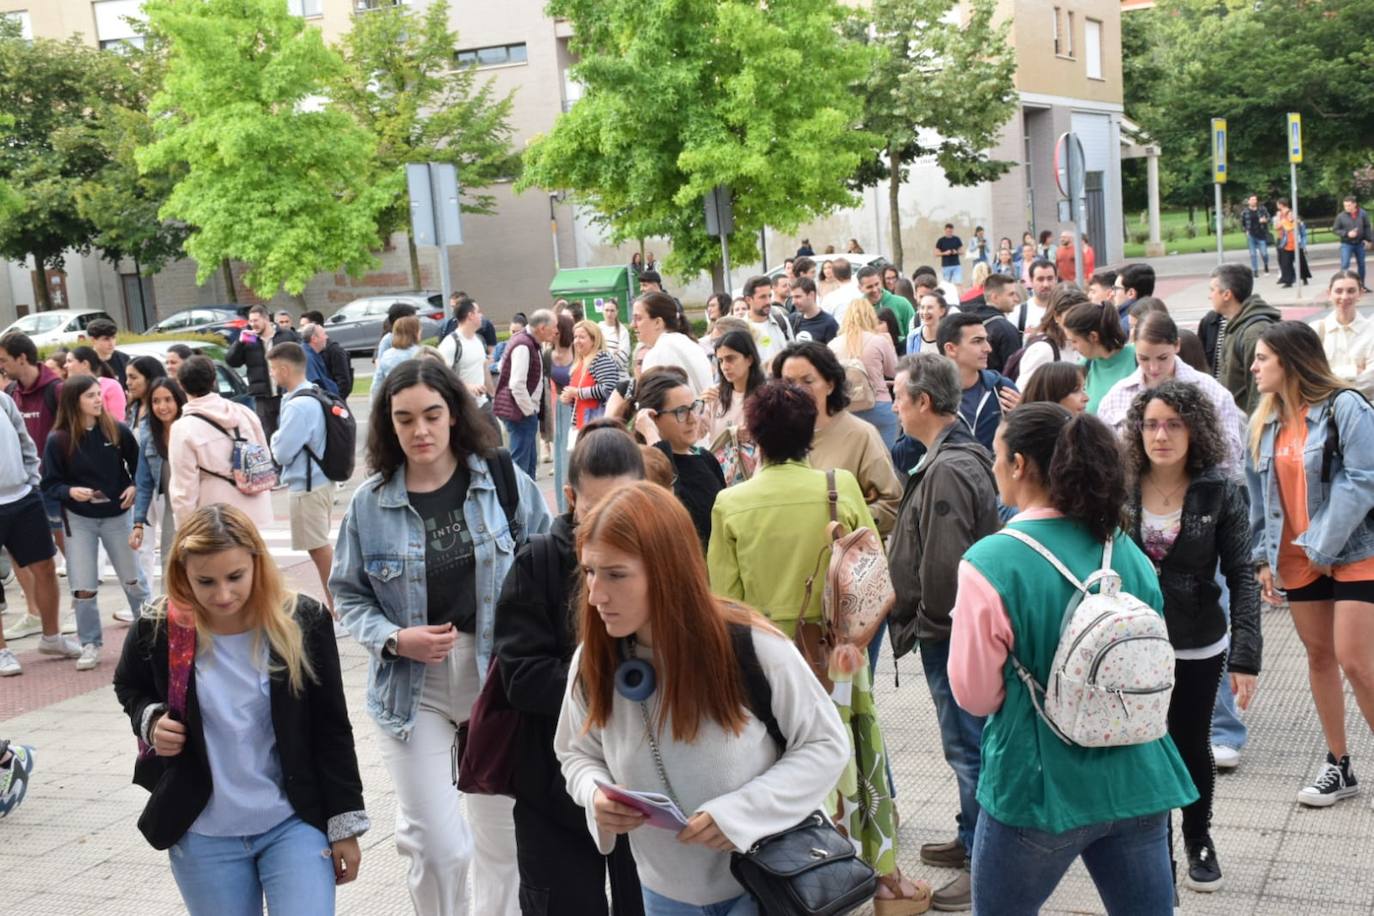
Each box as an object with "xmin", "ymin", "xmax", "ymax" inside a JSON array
[
  {"xmin": 1246, "ymin": 392, "xmax": 1374, "ymax": 570},
  {"xmin": 132, "ymin": 418, "xmax": 163, "ymax": 527},
  {"xmin": 330, "ymin": 452, "xmax": 551, "ymax": 740}
]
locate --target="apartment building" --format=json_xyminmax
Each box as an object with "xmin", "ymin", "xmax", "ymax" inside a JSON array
[{"xmin": 0, "ymin": 0, "xmax": 1124, "ymax": 327}]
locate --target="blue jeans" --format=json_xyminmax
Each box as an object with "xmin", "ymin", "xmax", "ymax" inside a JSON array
[
  {"xmin": 503, "ymin": 413, "xmax": 540, "ymax": 480},
  {"xmin": 169, "ymin": 815, "xmax": 336, "ymax": 916},
  {"xmin": 942, "ymin": 264, "xmax": 963, "ymax": 284},
  {"xmin": 65, "ymin": 510, "xmax": 148, "ymax": 648},
  {"xmin": 853, "ymin": 401, "xmax": 898, "ymax": 451},
  {"xmin": 971, "ymin": 810, "xmax": 1174, "ymax": 916},
  {"xmin": 1340, "ymin": 242, "xmax": 1367, "ymax": 286},
  {"xmin": 921, "ymin": 637, "xmax": 985, "ymax": 855},
  {"xmin": 1210, "ymin": 565, "xmax": 1248, "ymax": 750},
  {"xmin": 642, "ymin": 887, "xmax": 757, "ymax": 916},
  {"xmin": 554, "ymin": 399, "xmax": 573, "ymax": 513},
  {"xmin": 1246, "ymin": 234, "xmax": 1269, "ymax": 272}
]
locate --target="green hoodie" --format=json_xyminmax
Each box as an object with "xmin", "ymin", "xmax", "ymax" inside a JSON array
[{"xmin": 1220, "ymin": 293, "xmax": 1282, "ymax": 415}]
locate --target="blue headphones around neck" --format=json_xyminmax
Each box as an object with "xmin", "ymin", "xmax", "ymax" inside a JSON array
[{"xmin": 614, "ymin": 636, "xmax": 656, "ymax": 701}]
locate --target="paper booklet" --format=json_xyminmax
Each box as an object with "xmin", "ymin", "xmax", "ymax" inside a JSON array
[{"xmin": 595, "ymin": 781, "xmax": 690, "ymax": 831}]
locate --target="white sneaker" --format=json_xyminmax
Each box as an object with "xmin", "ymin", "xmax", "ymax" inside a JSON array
[
  {"xmin": 75, "ymin": 644, "xmax": 100, "ymax": 671},
  {"xmin": 56, "ymin": 562, "xmax": 66, "ymax": 577},
  {"xmin": 0, "ymin": 649, "xmax": 20, "ymax": 677},
  {"xmin": 2, "ymin": 615, "xmax": 43, "ymax": 641},
  {"xmin": 112, "ymin": 608, "xmax": 136, "ymax": 624},
  {"xmin": 1212, "ymin": 745, "xmax": 1241, "ymax": 770},
  {"xmin": 37, "ymin": 634, "xmax": 81, "ymax": 659}
]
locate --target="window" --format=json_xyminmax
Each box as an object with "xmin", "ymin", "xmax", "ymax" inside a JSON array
[
  {"xmin": 1052, "ymin": 7, "xmax": 1061, "ymax": 55},
  {"xmin": 455, "ymin": 43, "xmax": 528, "ymax": 69},
  {"xmin": 1, "ymin": 10, "xmax": 32, "ymax": 41},
  {"xmin": 288, "ymin": 0, "xmax": 323, "ymax": 16},
  {"xmin": 93, "ymin": 0, "xmax": 146, "ymax": 51},
  {"xmin": 1066, "ymin": 12, "xmax": 1075, "ymax": 57},
  {"xmin": 1085, "ymin": 19, "xmax": 1103, "ymax": 79}
]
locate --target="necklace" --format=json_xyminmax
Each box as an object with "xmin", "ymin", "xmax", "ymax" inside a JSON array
[{"xmin": 1148, "ymin": 476, "xmax": 1188, "ymax": 507}]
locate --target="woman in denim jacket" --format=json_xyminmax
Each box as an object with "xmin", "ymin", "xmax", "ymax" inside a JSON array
[
  {"xmin": 129, "ymin": 377, "xmax": 186, "ymax": 572},
  {"xmin": 331, "ymin": 360, "xmax": 551, "ymax": 916},
  {"xmin": 1247, "ymin": 321, "xmax": 1374, "ymax": 809}
]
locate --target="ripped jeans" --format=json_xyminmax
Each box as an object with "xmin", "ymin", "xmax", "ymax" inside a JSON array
[{"xmin": 64, "ymin": 511, "xmax": 148, "ymax": 647}]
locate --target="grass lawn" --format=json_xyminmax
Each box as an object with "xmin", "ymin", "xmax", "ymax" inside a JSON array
[
  {"xmin": 350, "ymin": 374, "xmax": 373, "ymax": 398},
  {"xmin": 1121, "ymin": 209, "xmax": 1336, "ymax": 258}
]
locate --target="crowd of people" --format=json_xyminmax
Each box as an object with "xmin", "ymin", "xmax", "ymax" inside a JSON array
[{"xmin": 1, "ymin": 234, "xmax": 1373, "ymax": 916}]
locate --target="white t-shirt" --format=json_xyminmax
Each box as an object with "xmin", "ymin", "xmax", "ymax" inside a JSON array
[
  {"xmin": 821, "ymin": 282, "xmax": 861, "ymax": 317},
  {"xmin": 438, "ymin": 330, "xmax": 490, "ymax": 405},
  {"xmin": 640, "ymin": 332, "xmax": 715, "ymax": 395}
]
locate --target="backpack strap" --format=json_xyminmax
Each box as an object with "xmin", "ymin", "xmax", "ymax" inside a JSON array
[
  {"xmin": 527, "ymin": 533, "xmax": 565, "ymax": 622},
  {"xmin": 997, "ymin": 528, "xmax": 1086, "ymax": 590},
  {"xmin": 824, "ymin": 468, "xmax": 839, "ymax": 526},
  {"xmin": 729, "ymin": 622, "xmax": 787, "ymax": 754},
  {"xmin": 490, "ymin": 447, "xmax": 521, "ymax": 540},
  {"xmin": 165, "ymin": 602, "xmax": 196, "ymax": 721},
  {"xmin": 189, "ymin": 412, "xmax": 243, "ymax": 441},
  {"xmin": 1321, "ymin": 388, "xmax": 1370, "ymax": 483}
]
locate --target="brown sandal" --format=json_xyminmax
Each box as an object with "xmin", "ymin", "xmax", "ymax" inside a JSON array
[{"xmin": 873, "ymin": 871, "xmax": 933, "ymax": 915}]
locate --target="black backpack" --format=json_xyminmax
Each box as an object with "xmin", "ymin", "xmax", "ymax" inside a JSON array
[
  {"xmin": 288, "ymin": 386, "xmax": 357, "ymax": 487},
  {"xmin": 1320, "ymin": 389, "xmax": 1374, "ymax": 485},
  {"xmin": 489, "ymin": 447, "xmax": 523, "ymax": 542}
]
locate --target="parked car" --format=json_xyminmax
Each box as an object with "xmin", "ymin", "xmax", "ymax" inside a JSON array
[
  {"xmin": 2, "ymin": 309, "xmax": 115, "ymax": 348},
  {"xmin": 323, "ymin": 293, "xmax": 445, "ymax": 355},
  {"xmin": 119, "ymin": 340, "xmax": 253, "ymax": 408},
  {"xmin": 147, "ymin": 305, "xmax": 249, "ymax": 342},
  {"xmin": 731, "ymin": 253, "xmax": 891, "ymax": 299}
]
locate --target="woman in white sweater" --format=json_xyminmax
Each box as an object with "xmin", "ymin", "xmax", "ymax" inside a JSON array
[{"xmin": 555, "ymin": 482, "xmax": 848, "ymax": 914}]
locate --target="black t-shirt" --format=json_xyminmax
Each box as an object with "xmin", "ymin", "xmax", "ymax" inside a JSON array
[
  {"xmin": 654, "ymin": 441, "xmax": 725, "ymax": 551},
  {"xmin": 408, "ymin": 466, "xmax": 478, "ymax": 632},
  {"xmin": 790, "ymin": 311, "xmax": 839, "ymax": 344},
  {"xmin": 478, "ymin": 317, "xmax": 498, "ymax": 350},
  {"xmin": 936, "ymin": 236, "xmax": 963, "ymax": 267}
]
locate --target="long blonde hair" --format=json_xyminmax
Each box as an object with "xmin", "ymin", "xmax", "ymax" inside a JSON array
[
  {"xmin": 837, "ymin": 299, "xmax": 880, "ymax": 358},
  {"xmin": 1247, "ymin": 320, "xmax": 1350, "ymax": 461},
  {"xmin": 153, "ymin": 504, "xmax": 315, "ymax": 694},
  {"xmin": 573, "ymin": 319, "xmax": 606, "ymax": 372}
]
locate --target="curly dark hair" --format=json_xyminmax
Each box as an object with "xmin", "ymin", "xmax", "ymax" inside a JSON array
[
  {"xmin": 1122, "ymin": 380, "xmax": 1228, "ymax": 484},
  {"xmin": 745, "ymin": 380, "xmax": 817, "ymax": 463},
  {"xmin": 770, "ymin": 340, "xmax": 850, "ymax": 416},
  {"xmin": 367, "ymin": 360, "xmax": 499, "ymax": 483},
  {"xmin": 1002, "ymin": 404, "xmax": 1126, "ymax": 542}
]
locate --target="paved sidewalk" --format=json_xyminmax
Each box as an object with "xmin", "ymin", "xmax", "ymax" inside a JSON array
[{"xmin": 4, "ymin": 535, "xmax": 1373, "ymax": 914}]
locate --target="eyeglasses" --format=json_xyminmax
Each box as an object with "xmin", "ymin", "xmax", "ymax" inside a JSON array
[
  {"xmin": 658, "ymin": 400, "xmax": 705, "ymax": 423},
  {"xmin": 1138, "ymin": 419, "xmax": 1187, "ymax": 435}
]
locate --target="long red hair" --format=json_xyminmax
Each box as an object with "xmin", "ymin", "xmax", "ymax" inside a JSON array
[{"xmin": 575, "ymin": 482, "xmax": 753, "ymax": 741}]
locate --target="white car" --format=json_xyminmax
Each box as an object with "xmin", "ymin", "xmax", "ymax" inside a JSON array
[
  {"xmin": 1, "ymin": 309, "xmax": 115, "ymax": 348},
  {"xmin": 731, "ymin": 253, "xmax": 891, "ymax": 299}
]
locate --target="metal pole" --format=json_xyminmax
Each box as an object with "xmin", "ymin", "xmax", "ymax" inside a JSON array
[
  {"xmin": 721, "ymin": 236, "xmax": 732, "ymax": 293},
  {"xmin": 133, "ymin": 255, "xmax": 149, "ymax": 331},
  {"xmin": 1214, "ymin": 184, "xmax": 1225, "ymax": 265},
  {"xmin": 1068, "ymin": 139, "xmax": 1084, "ymax": 284},
  {"xmin": 1291, "ymin": 161, "xmax": 1302, "ymax": 299},
  {"xmin": 549, "ymin": 194, "xmax": 561, "ymax": 272},
  {"xmin": 759, "ymin": 227, "xmax": 768, "ymax": 272},
  {"xmin": 436, "ymin": 246, "xmax": 452, "ymax": 308}
]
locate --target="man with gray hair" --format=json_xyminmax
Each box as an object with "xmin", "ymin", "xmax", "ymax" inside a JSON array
[
  {"xmin": 494, "ymin": 308, "xmax": 558, "ymax": 477},
  {"xmin": 297, "ymin": 323, "xmax": 340, "ymax": 397},
  {"xmin": 885, "ymin": 351, "xmax": 1000, "ymax": 911}
]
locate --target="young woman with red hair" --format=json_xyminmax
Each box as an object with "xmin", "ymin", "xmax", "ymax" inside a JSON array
[{"xmin": 554, "ymin": 482, "xmax": 848, "ymax": 915}]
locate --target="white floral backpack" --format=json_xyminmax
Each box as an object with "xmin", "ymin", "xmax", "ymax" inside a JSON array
[{"xmin": 999, "ymin": 529, "xmax": 1175, "ymax": 748}]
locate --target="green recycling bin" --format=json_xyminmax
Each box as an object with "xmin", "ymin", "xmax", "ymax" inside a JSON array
[{"xmin": 548, "ymin": 266, "xmax": 638, "ymax": 326}]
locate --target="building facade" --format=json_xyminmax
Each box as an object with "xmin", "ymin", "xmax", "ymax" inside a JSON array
[{"xmin": 0, "ymin": 0, "xmax": 1124, "ymax": 328}]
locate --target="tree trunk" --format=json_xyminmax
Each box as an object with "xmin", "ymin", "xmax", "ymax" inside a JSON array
[
  {"xmin": 221, "ymin": 258, "xmax": 237, "ymax": 303},
  {"xmin": 887, "ymin": 148, "xmax": 904, "ymax": 271},
  {"xmin": 407, "ymin": 234, "xmax": 422, "ymax": 290},
  {"xmin": 32, "ymin": 254, "xmax": 52, "ymax": 311}
]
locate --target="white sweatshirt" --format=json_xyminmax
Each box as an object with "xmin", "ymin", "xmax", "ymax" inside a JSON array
[{"xmin": 554, "ymin": 626, "xmax": 848, "ymax": 906}]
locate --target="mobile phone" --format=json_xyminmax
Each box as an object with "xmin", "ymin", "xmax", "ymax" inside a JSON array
[{"xmin": 88, "ymin": 490, "xmax": 110, "ymax": 504}]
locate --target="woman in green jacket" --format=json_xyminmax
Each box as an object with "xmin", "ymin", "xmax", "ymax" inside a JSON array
[
  {"xmin": 949, "ymin": 404, "xmax": 1196, "ymax": 915},
  {"xmin": 707, "ymin": 380, "xmax": 930, "ymax": 916}
]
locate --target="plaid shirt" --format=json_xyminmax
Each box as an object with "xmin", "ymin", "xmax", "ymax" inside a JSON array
[{"xmin": 1096, "ymin": 356, "xmax": 1246, "ymax": 476}]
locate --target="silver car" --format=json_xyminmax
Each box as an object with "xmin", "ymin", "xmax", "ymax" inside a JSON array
[
  {"xmin": 1, "ymin": 309, "xmax": 115, "ymax": 348},
  {"xmin": 323, "ymin": 293, "xmax": 445, "ymax": 355}
]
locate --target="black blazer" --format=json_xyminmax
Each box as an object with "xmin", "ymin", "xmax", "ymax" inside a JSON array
[
  {"xmin": 1124, "ymin": 470, "xmax": 1262, "ymax": 675},
  {"xmin": 113, "ymin": 596, "xmax": 367, "ymax": 850}
]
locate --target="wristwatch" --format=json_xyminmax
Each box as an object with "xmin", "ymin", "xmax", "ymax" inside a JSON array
[{"xmin": 382, "ymin": 632, "xmax": 400, "ymax": 660}]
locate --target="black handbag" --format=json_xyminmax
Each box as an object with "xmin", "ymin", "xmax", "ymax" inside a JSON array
[{"xmin": 729, "ymin": 812, "xmax": 877, "ymax": 915}]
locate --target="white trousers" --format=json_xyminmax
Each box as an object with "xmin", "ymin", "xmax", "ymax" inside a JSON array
[{"xmin": 378, "ymin": 633, "xmax": 519, "ymax": 916}]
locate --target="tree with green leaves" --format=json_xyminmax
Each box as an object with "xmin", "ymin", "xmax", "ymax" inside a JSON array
[
  {"xmin": 0, "ymin": 20, "xmax": 141, "ymax": 310},
  {"xmin": 75, "ymin": 39, "xmax": 192, "ymax": 294},
  {"xmin": 519, "ymin": 0, "xmax": 875, "ymax": 280},
  {"xmin": 333, "ymin": 0, "xmax": 519, "ymax": 288},
  {"xmin": 0, "ymin": 115, "xmax": 17, "ymax": 222},
  {"xmin": 139, "ymin": 0, "xmax": 395, "ymax": 298},
  {"xmin": 845, "ymin": 0, "xmax": 1016, "ymax": 269},
  {"xmin": 1126, "ymin": 0, "xmax": 1374, "ymax": 212}
]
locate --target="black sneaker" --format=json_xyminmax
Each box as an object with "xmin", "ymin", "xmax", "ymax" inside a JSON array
[
  {"xmin": 1182, "ymin": 837, "xmax": 1222, "ymax": 892},
  {"xmin": 1297, "ymin": 752, "xmax": 1360, "ymax": 807}
]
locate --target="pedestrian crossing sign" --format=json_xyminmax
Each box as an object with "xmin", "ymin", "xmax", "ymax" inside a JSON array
[
  {"xmin": 1288, "ymin": 113, "xmax": 1302, "ymax": 164},
  {"xmin": 1211, "ymin": 119, "xmax": 1227, "ymax": 183}
]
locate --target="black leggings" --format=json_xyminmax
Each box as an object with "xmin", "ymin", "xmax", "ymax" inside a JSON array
[
  {"xmin": 513, "ymin": 797, "xmax": 643, "ymax": 916},
  {"xmin": 1168, "ymin": 652, "xmax": 1227, "ymax": 841}
]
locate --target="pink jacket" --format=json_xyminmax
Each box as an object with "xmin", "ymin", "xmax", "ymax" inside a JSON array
[{"xmin": 168, "ymin": 394, "xmax": 274, "ymax": 530}]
